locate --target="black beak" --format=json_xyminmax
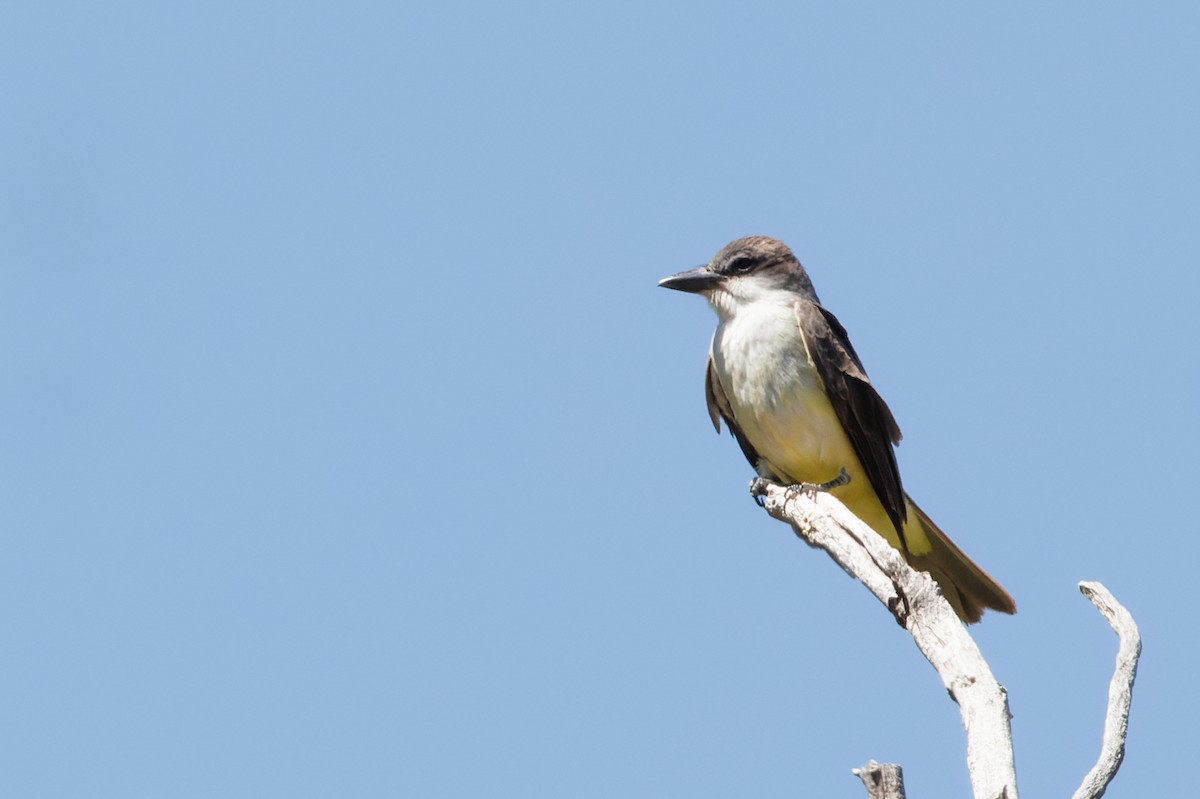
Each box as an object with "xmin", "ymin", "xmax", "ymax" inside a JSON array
[{"xmin": 658, "ymin": 266, "xmax": 723, "ymax": 294}]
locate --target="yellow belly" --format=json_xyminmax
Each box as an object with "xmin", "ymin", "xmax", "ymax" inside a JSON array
[
  {"xmin": 711, "ymin": 301, "xmax": 931, "ymax": 556},
  {"xmin": 726, "ymin": 363, "xmax": 931, "ymax": 557}
]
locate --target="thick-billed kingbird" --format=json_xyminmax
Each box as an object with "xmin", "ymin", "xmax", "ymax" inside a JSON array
[{"xmin": 660, "ymin": 236, "xmax": 1015, "ymax": 623}]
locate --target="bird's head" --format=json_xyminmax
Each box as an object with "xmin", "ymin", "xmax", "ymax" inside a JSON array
[{"xmin": 658, "ymin": 236, "xmax": 819, "ymax": 318}]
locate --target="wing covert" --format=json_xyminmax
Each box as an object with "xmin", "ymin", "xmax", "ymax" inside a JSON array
[
  {"xmin": 705, "ymin": 353, "xmax": 761, "ymax": 470},
  {"xmin": 796, "ymin": 301, "xmax": 908, "ymax": 540}
]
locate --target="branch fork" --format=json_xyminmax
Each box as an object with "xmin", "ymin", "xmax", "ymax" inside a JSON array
[{"xmin": 752, "ymin": 480, "xmax": 1140, "ymax": 799}]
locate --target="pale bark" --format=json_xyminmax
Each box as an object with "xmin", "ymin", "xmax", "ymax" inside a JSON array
[
  {"xmin": 753, "ymin": 481, "xmax": 1140, "ymax": 799},
  {"xmin": 853, "ymin": 761, "xmax": 906, "ymax": 799},
  {"xmin": 1070, "ymin": 582, "xmax": 1141, "ymax": 799}
]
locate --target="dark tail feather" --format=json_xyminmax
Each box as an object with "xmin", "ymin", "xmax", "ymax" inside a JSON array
[{"xmin": 905, "ymin": 497, "xmax": 1016, "ymax": 624}]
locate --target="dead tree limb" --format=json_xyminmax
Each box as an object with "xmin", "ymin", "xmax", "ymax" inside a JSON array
[
  {"xmin": 853, "ymin": 761, "xmax": 906, "ymax": 799},
  {"xmin": 757, "ymin": 481, "xmax": 1019, "ymax": 798},
  {"xmin": 755, "ymin": 482, "xmax": 1141, "ymax": 799},
  {"xmin": 1071, "ymin": 582, "xmax": 1141, "ymax": 799}
]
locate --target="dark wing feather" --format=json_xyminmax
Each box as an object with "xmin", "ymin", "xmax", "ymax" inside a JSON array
[
  {"xmin": 705, "ymin": 354, "xmax": 761, "ymax": 469},
  {"xmin": 796, "ymin": 302, "xmax": 908, "ymax": 540}
]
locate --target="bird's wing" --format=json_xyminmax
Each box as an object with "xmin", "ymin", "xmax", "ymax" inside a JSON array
[
  {"xmin": 705, "ymin": 350, "xmax": 762, "ymax": 470},
  {"xmin": 795, "ymin": 301, "xmax": 908, "ymax": 537}
]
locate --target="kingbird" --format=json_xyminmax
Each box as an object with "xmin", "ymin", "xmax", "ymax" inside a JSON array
[{"xmin": 660, "ymin": 236, "xmax": 1015, "ymax": 623}]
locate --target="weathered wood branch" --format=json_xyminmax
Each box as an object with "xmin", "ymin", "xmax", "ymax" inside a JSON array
[
  {"xmin": 757, "ymin": 481, "xmax": 1019, "ymax": 799},
  {"xmin": 853, "ymin": 760, "xmax": 906, "ymax": 799},
  {"xmin": 1070, "ymin": 582, "xmax": 1141, "ymax": 799},
  {"xmin": 756, "ymin": 482, "xmax": 1141, "ymax": 799}
]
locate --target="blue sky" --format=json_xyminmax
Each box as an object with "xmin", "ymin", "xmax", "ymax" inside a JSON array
[{"xmin": 3, "ymin": 3, "xmax": 1197, "ymax": 797}]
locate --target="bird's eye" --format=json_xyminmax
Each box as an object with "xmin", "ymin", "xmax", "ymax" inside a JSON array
[{"xmin": 729, "ymin": 257, "xmax": 757, "ymax": 274}]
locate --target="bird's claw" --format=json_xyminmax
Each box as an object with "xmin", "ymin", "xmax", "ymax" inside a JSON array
[
  {"xmin": 750, "ymin": 469, "xmax": 850, "ymax": 507},
  {"xmin": 749, "ymin": 477, "xmax": 769, "ymax": 507},
  {"xmin": 782, "ymin": 467, "xmax": 852, "ymax": 501}
]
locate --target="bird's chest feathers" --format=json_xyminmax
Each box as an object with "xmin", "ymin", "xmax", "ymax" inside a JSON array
[{"xmin": 711, "ymin": 303, "xmax": 848, "ymax": 475}]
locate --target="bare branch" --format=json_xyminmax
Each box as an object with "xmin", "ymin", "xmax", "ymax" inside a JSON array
[
  {"xmin": 757, "ymin": 482, "xmax": 1019, "ymax": 799},
  {"xmin": 853, "ymin": 761, "xmax": 906, "ymax": 799},
  {"xmin": 1071, "ymin": 582, "xmax": 1141, "ymax": 799}
]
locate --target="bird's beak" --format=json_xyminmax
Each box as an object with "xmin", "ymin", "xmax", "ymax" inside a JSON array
[{"xmin": 658, "ymin": 266, "xmax": 723, "ymax": 294}]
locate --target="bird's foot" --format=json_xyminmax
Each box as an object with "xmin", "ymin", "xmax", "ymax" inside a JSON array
[
  {"xmin": 783, "ymin": 467, "xmax": 852, "ymax": 501},
  {"xmin": 750, "ymin": 468, "xmax": 850, "ymax": 507}
]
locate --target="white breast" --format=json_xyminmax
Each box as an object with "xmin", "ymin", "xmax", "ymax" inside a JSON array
[{"xmin": 711, "ymin": 299, "xmax": 850, "ymax": 482}]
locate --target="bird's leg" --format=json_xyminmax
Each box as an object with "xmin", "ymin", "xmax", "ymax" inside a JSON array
[
  {"xmin": 784, "ymin": 467, "xmax": 851, "ymax": 502},
  {"xmin": 750, "ymin": 468, "xmax": 851, "ymax": 506}
]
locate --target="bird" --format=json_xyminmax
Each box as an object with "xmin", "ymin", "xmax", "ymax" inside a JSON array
[{"xmin": 659, "ymin": 235, "xmax": 1015, "ymax": 623}]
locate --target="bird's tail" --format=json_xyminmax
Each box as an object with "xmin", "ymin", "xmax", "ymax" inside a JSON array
[{"xmin": 903, "ymin": 496, "xmax": 1016, "ymax": 624}]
